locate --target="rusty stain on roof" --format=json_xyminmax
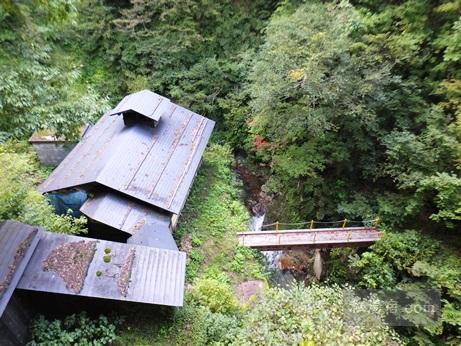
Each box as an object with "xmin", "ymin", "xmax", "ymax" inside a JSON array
[
  {"xmin": 80, "ymin": 190, "xmax": 171, "ymax": 235},
  {"xmin": 0, "ymin": 221, "xmax": 41, "ymax": 317},
  {"xmin": 39, "ymin": 92, "xmax": 214, "ymax": 215},
  {"xmin": 17, "ymin": 231, "xmax": 186, "ymax": 307}
]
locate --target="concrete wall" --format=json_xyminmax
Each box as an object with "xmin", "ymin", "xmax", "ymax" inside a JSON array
[{"xmin": 30, "ymin": 142, "xmax": 76, "ymax": 166}]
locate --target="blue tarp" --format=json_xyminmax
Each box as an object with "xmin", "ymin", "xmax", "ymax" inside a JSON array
[{"xmin": 47, "ymin": 191, "xmax": 87, "ymax": 217}]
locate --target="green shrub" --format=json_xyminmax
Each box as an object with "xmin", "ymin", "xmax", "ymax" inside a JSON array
[
  {"xmin": 190, "ymin": 278, "xmax": 240, "ymax": 314},
  {"xmin": 234, "ymin": 284, "xmax": 402, "ymax": 346},
  {"xmin": 29, "ymin": 312, "xmax": 121, "ymax": 346},
  {"xmin": 186, "ymin": 248, "xmax": 205, "ymax": 280},
  {"xmin": 203, "ymin": 309, "xmax": 241, "ymax": 345},
  {"xmin": 349, "ymin": 252, "xmax": 396, "ymax": 289},
  {"xmin": 0, "ymin": 142, "xmax": 87, "ymax": 234},
  {"xmin": 349, "ymin": 230, "xmax": 461, "ymax": 342},
  {"xmin": 150, "ymin": 303, "xmax": 241, "ymax": 346}
]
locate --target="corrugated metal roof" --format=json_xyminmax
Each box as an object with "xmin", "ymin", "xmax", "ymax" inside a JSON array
[
  {"xmin": 80, "ymin": 191, "xmax": 178, "ymax": 250},
  {"xmin": 39, "ymin": 93, "xmax": 214, "ymax": 215},
  {"xmin": 0, "ymin": 221, "xmax": 41, "ymax": 317},
  {"xmin": 80, "ymin": 191, "xmax": 171, "ymax": 235},
  {"xmin": 108, "ymin": 90, "xmax": 170, "ymax": 123},
  {"xmin": 127, "ymin": 224, "xmax": 179, "ymax": 251},
  {"xmin": 18, "ymin": 232, "xmax": 186, "ymax": 307}
]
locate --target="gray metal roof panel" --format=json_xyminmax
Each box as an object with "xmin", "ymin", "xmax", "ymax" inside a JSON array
[
  {"xmin": 127, "ymin": 224, "xmax": 179, "ymax": 251},
  {"xmin": 108, "ymin": 90, "xmax": 170, "ymax": 122},
  {"xmin": 39, "ymin": 95, "xmax": 215, "ymax": 215},
  {"xmin": 0, "ymin": 221, "xmax": 41, "ymax": 317},
  {"xmin": 80, "ymin": 191, "xmax": 171, "ymax": 235},
  {"xmin": 17, "ymin": 232, "xmax": 186, "ymax": 307}
]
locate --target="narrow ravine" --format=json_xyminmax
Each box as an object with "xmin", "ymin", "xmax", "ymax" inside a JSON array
[{"xmin": 235, "ymin": 154, "xmax": 300, "ymax": 286}]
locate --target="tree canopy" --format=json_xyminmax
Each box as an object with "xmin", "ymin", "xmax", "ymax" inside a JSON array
[{"xmin": 0, "ymin": 0, "xmax": 460, "ymax": 344}]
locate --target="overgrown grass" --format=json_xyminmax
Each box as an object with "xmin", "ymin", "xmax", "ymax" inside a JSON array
[
  {"xmin": 116, "ymin": 144, "xmax": 265, "ymax": 344},
  {"xmin": 174, "ymin": 143, "xmax": 265, "ymax": 283}
]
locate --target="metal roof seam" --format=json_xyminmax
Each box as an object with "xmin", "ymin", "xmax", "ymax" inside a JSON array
[
  {"xmin": 124, "ymin": 105, "xmax": 178, "ymax": 190},
  {"xmin": 166, "ymin": 117, "xmax": 207, "ymax": 209},
  {"xmin": 119, "ymin": 200, "xmax": 134, "ymax": 230},
  {"xmin": 38, "ymin": 91, "xmax": 214, "ymax": 215},
  {"xmin": 148, "ymin": 97, "xmax": 165, "ymax": 118},
  {"xmin": 146, "ymin": 111, "xmax": 195, "ymax": 199}
]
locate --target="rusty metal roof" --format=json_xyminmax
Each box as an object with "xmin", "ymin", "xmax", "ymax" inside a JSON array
[
  {"xmin": 0, "ymin": 221, "xmax": 41, "ymax": 317},
  {"xmin": 127, "ymin": 224, "xmax": 179, "ymax": 251},
  {"xmin": 18, "ymin": 232, "xmax": 186, "ymax": 307},
  {"xmin": 80, "ymin": 191, "xmax": 171, "ymax": 235},
  {"xmin": 39, "ymin": 94, "xmax": 214, "ymax": 214},
  {"xmin": 108, "ymin": 90, "xmax": 170, "ymax": 123},
  {"xmin": 80, "ymin": 190, "xmax": 178, "ymax": 250}
]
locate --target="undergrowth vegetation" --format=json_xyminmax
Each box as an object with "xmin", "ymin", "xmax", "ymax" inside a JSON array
[
  {"xmin": 175, "ymin": 144, "xmax": 265, "ymax": 283},
  {"xmin": 235, "ymin": 284, "xmax": 401, "ymax": 346},
  {"xmin": 0, "ymin": 141, "xmax": 86, "ymax": 234},
  {"xmin": 29, "ymin": 312, "xmax": 120, "ymax": 346},
  {"xmin": 328, "ymin": 229, "xmax": 461, "ymax": 344}
]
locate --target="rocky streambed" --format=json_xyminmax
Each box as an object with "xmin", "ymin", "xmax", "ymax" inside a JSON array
[{"xmin": 234, "ymin": 154, "xmax": 323, "ymax": 286}]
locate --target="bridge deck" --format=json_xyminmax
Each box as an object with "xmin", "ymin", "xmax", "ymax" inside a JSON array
[{"xmin": 238, "ymin": 227, "xmax": 382, "ymax": 251}]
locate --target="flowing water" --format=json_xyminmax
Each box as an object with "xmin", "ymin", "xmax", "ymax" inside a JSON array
[
  {"xmin": 248, "ymin": 213, "xmax": 280, "ymax": 268},
  {"xmin": 236, "ymin": 154, "xmax": 303, "ymax": 286},
  {"xmin": 248, "ymin": 213, "xmax": 265, "ymax": 233}
]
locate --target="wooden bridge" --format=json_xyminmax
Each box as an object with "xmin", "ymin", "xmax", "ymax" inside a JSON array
[{"xmin": 237, "ymin": 226, "xmax": 382, "ymax": 251}]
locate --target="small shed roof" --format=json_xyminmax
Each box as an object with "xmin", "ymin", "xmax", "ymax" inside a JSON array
[
  {"xmin": 127, "ymin": 224, "xmax": 179, "ymax": 251},
  {"xmin": 80, "ymin": 190, "xmax": 178, "ymax": 250},
  {"xmin": 39, "ymin": 92, "xmax": 214, "ymax": 215},
  {"xmin": 0, "ymin": 221, "xmax": 41, "ymax": 317},
  {"xmin": 108, "ymin": 90, "xmax": 170, "ymax": 123},
  {"xmin": 80, "ymin": 190, "xmax": 171, "ymax": 236},
  {"xmin": 18, "ymin": 232, "xmax": 186, "ymax": 307}
]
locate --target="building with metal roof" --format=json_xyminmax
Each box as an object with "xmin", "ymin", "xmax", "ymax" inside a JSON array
[
  {"xmin": 39, "ymin": 91, "xmax": 215, "ymax": 216},
  {"xmin": 0, "ymin": 219, "xmax": 186, "ymax": 344},
  {"xmin": 2, "ymin": 90, "xmax": 212, "ymax": 343},
  {"xmin": 28, "ymin": 125, "xmax": 91, "ymax": 166},
  {"xmin": 17, "ymin": 230, "xmax": 186, "ymax": 307},
  {"xmin": 0, "ymin": 221, "xmax": 41, "ymax": 345},
  {"xmin": 33, "ymin": 89, "xmax": 213, "ymax": 305},
  {"xmin": 0, "ymin": 220, "xmax": 186, "ymax": 307}
]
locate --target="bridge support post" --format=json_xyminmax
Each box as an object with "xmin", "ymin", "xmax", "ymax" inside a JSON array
[{"xmin": 313, "ymin": 249, "xmax": 323, "ymax": 281}]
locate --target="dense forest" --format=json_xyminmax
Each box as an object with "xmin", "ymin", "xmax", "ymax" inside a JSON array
[{"xmin": 0, "ymin": 0, "xmax": 460, "ymax": 345}]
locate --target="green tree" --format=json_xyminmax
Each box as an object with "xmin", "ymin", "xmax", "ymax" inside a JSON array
[{"xmin": 0, "ymin": 0, "xmax": 109, "ymax": 140}]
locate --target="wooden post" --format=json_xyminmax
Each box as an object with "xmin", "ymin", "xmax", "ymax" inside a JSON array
[
  {"xmin": 309, "ymin": 220, "xmax": 314, "ymax": 229},
  {"xmin": 276, "ymin": 221, "xmax": 280, "ymax": 231}
]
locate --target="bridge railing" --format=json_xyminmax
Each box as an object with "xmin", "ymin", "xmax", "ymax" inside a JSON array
[{"xmin": 260, "ymin": 217, "xmax": 380, "ymax": 231}]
